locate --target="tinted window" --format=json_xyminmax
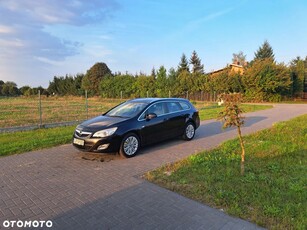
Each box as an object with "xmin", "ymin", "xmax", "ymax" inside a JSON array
[
  {"xmin": 140, "ymin": 102, "xmax": 168, "ymax": 120},
  {"xmin": 146, "ymin": 102, "xmax": 166, "ymax": 116},
  {"xmin": 106, "ymin": 102, "xmax": 147, "ymax": 118},
  {"xmin": 167, "ymin": 102, "xmax": 182, "ymax": 113},
  {"xmin": 179, "ymin": 102, "xmax": 190, "ymax": 110}
]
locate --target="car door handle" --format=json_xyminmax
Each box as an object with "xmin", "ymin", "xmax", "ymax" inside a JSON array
[{"xmin": 164, "ymin": 118, "xmax": 169, "ymax": 121}]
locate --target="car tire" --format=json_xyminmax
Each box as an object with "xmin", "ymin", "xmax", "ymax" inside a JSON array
[
  {"xmin": 182, "ymin": 122, "xmax": 195, "ymax": 141},
  {"xmin": 119, "ymin": 133, "xmax": 140, "ymax": 158}
]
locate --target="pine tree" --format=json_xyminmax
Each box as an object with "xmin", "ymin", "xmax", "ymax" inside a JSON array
[
  {"xmin": 178, "ymin": 53, "xmax": 190, "ymax": 73},
  {"xmin": 254, "ymin": 40, "xmax": 275, "ymax": 61},
  {"xmin": 190, "ymin": 50, "xmax": 204, "ymax": 74},
  {"xmin": 151, "ymin": 67, "xmax": 156, "ymax": 79},
  {"xmin": 155, "ymin": 66, "xmax": 168, "ymax": 97}
]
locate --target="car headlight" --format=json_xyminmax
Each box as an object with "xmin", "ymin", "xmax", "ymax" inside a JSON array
[{"xmin": 92, "ymin": 127, "xmax": 118, "ymax": 138}]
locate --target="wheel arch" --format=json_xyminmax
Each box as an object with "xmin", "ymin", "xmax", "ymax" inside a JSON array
[
  {"xmin": 185, "ymin": 118, "xmax": 196, "ymax": 128},
  {"xmin": 122, "ymin": 130, "xmax": 143, "ymax": 146}
]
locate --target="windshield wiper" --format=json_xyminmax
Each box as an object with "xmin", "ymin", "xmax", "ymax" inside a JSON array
[{"xmin": 107, "ymin": 115, "xmax": 129, "ymax": 118}]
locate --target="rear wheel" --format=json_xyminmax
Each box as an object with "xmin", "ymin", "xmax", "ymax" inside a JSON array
[
  {"xmin": 182, "ymin": 122, "xmax": 195, "ymax": 141},
  {"xmin": 119, "ymin": 133, "xmax": 140, "ymax": 158}
]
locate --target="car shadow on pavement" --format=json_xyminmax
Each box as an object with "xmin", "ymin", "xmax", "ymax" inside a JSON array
[
  {"xmin": 195, "ymin": 116, "xmax": 267, "ymax": 139},
  {"xmin": 244, "ymin": 116, "xmax": 267, "ymax": 127},
  {"xmin": 49, "ymin": 180, "xmax": 263, "ymax": 230}
]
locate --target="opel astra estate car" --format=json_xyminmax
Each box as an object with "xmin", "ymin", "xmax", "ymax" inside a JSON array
[{"xmin": 73, "ymin": 98, "xmax": 200, "ymax": 158}]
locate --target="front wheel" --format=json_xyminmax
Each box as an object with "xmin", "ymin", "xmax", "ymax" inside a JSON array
[
  {"xmin": 119, "ymin": 133, "xmax": 140, "ymax": 158},
  {"xmin": 182, "ymin": 122, "xmax": 195, "ymax": 141}
]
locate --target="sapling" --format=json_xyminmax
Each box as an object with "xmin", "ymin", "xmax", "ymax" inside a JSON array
[{"xmin": 218, "ymin": 93, "xmax": 246, "ymax": 175}]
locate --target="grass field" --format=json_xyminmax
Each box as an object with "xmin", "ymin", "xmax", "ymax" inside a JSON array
[
  {"xmin": 145, "ymin": 115, "xmax": 307, "ymax": 229},
  {"xmin": 0, "ymin": 96, "xmax": 125, "ymax": 128}
]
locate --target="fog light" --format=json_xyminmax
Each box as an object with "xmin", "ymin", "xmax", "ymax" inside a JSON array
[{"xmin": 97, "ymin": 144, "xmax": 109, "ymax": 150}]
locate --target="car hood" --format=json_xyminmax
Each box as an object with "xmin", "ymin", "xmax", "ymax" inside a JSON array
[{"xmin": 78, "ymin": 115, "xmax": 128, "ymax": 131}]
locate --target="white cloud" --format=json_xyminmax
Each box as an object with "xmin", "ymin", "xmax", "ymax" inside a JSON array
[
  {"xmin": 83, "ymin": 44, "xmax": 112, "ymax": 58},
  {"xmin": 99, "ymin": 35, "xmax": 112, "ymax": 40},
  {"xmin": 0, "ymin": 0, "xmax": 119, "ymax": 26},
  {"xmin": 0, "ymin": 38, "xmax": 23, "ymax": 47},
  {"xmin": 188, "ymin": 7, "xmax": 234, "ymax": 30},
  {"xmin": 0, "ymin": 0, "xmax": 119, "ymax": 60},
  {"xmin": 34, "ymin": 56, "xmax": 64, "ymax": 66},
  {"xmin": 0, "ymin": 0, "xmax": 119, "ymax": 86},
  {"xmin": 0, "ymin": 25, "xmax": 15, "ymax": 34}
]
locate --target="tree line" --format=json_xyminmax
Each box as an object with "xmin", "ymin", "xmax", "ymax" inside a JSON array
[
  {"xmin": 1, "ymin": 40, "xmax": 306, "ymax": 102},
  {"xmin": 0, "ymin": 81, "xmax": 48, "ymax": 97}
]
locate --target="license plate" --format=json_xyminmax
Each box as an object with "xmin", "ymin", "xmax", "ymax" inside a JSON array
[{"xmin": 73, "ymin": 138, "xmax": 84, "ymax": 146}]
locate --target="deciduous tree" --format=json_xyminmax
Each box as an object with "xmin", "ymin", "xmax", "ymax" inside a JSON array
[
  {"xmin": 133, "ymin": 75, "xmax": 155, "ymax": 98},
  {"xmin": 1, "ymin": 81, "xmax": 19, "ymax": 96},
  {"xmin": 82, "ymin": 62, "xmax": 112, "ymax": 95},
  {"xmin": 177, "ymin": 70, "xmax": 193, "ymax": 96},
  {"xmin": 242, "ymin": 58, "xmax": 291, "ymax": 101},
  {"xmin": 290, "ymin": 57, "xmax": 306, "ymax": 98},
  {"xmin": 20, "ymin": 86, "xmax": 31, "ymax": 96},
  {"xmin": 232, "ymin": 51, "xmax": 246, "ymax": 65}
]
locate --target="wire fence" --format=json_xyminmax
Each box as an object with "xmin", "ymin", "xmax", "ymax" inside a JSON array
[
  {"xmin": 0, "ymin": 91, "xmax": 127, "ymax": 132},
  {"xmin": 179, "ymin": 91, "xmax": 218, "ymax": 102},
  {"xmin": 0, "ymin": 90, "xmax": 217, "ymax": 133}
]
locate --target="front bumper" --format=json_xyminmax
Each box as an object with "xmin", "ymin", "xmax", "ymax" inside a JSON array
[{"xmin": 72, "ymin": 134, "xmax": 121, "ymax": 153}]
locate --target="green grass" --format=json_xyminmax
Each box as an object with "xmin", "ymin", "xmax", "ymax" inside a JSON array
[
  {"xmin": 0, "ymin": 126, "xmax": 75, "ymax": 156},
  {"xmin": 145, "ymin": 114, "xmax": 307, "ymax": 229}
]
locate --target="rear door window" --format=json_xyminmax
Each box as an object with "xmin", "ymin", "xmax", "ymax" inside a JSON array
[
  {"xmin": 167, "ymin": 102, "xmax": 182, "ymax": 113},
  {"xmin": 147, "ymin": 102, "xmax": 166, "ymax": 116},
  {"xmin": 141, "ymin": 102, "xmax": 167, "ymax": 119}
]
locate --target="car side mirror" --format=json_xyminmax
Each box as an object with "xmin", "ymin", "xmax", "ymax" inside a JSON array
[{"xmin": 146, "ymin": 113, "xmax": 157, "ymax": 120}]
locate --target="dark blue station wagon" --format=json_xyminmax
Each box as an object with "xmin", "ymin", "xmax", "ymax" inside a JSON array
[{"xmin": 73, "ymin": 98, "xmax": 200, "ymax": 158}]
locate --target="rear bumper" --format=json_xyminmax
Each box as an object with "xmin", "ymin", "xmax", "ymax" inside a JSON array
[{"xmin": 194, "ymin": 113, "xmax": 200, "ymax": 129}]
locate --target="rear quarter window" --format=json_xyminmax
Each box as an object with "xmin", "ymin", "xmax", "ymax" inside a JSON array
[{"xmin": 179, "ymin": 102, "xmax": 191, "ymax": 110}]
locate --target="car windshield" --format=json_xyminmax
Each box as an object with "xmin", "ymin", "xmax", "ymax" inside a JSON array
[{"xmin": 105, "ymin": 101, "xmax": 148, "ymax": 118}]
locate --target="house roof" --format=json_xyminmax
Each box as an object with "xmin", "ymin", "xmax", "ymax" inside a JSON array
[{"xmin": 207, "ymin": 63, "xmax": 244, "ymax": 75}]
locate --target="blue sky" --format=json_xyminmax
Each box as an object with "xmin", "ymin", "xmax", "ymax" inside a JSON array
[{"xmin": 1, "ymin": 0, "xmax": 307, "ymax": 87}]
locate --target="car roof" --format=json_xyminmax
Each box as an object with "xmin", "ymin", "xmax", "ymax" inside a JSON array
[{"xmin": 128, "ymin": 98, "xmax": 189, "ymax": 104}]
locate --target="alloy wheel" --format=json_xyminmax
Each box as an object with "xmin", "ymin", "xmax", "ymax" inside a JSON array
[
  {"xmin": 185, "ymin": 124, "xmax": 195, "ymax": 139},
  {"xmin": 123, "ymin": 136, "xmax": 139, "ymax": 156}
]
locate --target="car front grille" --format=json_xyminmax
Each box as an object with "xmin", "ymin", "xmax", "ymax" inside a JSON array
[{"xmin": 75, "ymin": 129, "xmax": 92, "ymax": 138}]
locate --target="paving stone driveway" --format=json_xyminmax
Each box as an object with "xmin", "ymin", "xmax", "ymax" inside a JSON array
[{"xmin": 1, "ymin": 104, "xmax": 306, "ymax": 230}]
